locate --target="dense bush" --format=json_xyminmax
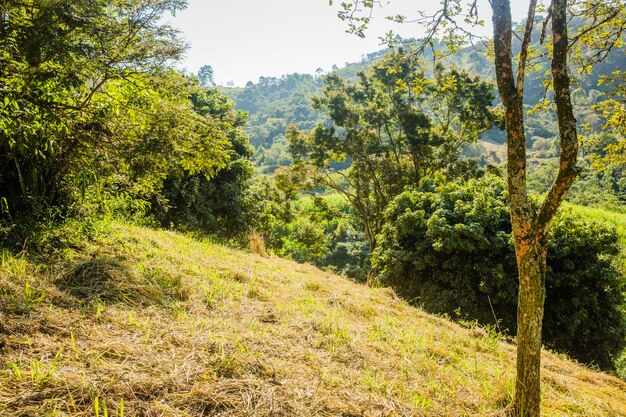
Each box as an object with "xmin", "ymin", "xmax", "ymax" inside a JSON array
[
  {"xmin": 150, "ymin": 89, "xmax": 255, "ymax": 240},
  {"xmin": 373, "ymin": 175, "xmax": 626, "ymax": 370}
]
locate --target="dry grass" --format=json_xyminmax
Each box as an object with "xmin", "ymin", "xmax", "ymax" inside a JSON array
[
  {"xmin": 0, "ymin": 221, "xmax": 625, "ymax": 416},
  {"xmin": 249, "ymin": 231, "xmax": 267, "ymax": 257}
]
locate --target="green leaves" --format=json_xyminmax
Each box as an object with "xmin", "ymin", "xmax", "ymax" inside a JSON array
[
  {"xmin": 0, "ymin": 0, "xmax": 247, "ymax": 222},
  {"xmin": 287, "ymin": 50, "xmax": 496, "ymax": 250}
]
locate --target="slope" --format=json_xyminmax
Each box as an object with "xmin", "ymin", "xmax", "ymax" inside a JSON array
[
  {"xmin": 0, "ymin": 220, "xmax": 625, "ymax": 416},
  {"xmin": 567, "ymin": 203, "xmax": 626, "ymax": 270}
]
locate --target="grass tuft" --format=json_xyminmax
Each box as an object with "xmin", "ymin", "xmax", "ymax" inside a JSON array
[{"xmin": 57, "ymin": 256, "xmax": 188, "ymax": 307}]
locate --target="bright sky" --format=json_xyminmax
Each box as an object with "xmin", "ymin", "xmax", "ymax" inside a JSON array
[{"xmin": 169, "ymin": 0, "xmax": 529, "ymax": 87}]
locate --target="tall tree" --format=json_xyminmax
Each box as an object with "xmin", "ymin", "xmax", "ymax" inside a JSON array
[
  {"xmin": 288, "ymin": 50, "xmax": 496, "ymax": 250},
  {"xmin": 198, "ymin": 64, "xmax": 216, "ymax": 87},
  {"xmin": 0, "ymin": 0, "xmax": 187, "ymax": 212},
  {"xmin": 333, "ymin": 0, "xmax": 625, "ymax": 415}
]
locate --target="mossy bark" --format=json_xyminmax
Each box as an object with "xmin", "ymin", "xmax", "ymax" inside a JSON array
[{"xmin": 513, "ymin": 237, "xmax": 547, "ymax": 417}]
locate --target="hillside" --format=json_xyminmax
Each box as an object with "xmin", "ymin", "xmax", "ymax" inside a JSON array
[
  {"xmin": 222, "ymin": 38, "xmax": 626, "ymax": 186},
  {"xmin": 1, "ymin": 221, "xmax": 625, "ymax": 416}
]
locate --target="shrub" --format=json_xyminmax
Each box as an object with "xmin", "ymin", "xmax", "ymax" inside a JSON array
[
  {"xmin": 282, "ymin": 218, "xmax": 330, "ymax": 263},
  {"xmin": 373, "ymin": 175, "xmax": 626, "ymax": 370}
]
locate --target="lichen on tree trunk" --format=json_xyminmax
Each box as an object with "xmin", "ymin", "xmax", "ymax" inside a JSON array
[{"xmin": 514, "ymin": 239, "xmax": 547, "ymax": 417}]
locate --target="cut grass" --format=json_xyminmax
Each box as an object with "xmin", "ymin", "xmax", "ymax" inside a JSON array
[{"xmin": 0, "ymin": 220, "xmax": 624, "ymax": 416}]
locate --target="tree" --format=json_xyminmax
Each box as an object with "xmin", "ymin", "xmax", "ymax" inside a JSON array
[
  {"xmin": 83, "ymin": 70, "xmax": 232, "ymax": 219},
  {"xmin": 333, "ymin": 0, "xmax": 626, "ymax": 415},
  {"xmin": 0, "ymin": 0, "xmax": 188, "ymax": 213},
  {"xmin": 590, "ymin": 70, "xmax": 626, "ymax": 167},
  {"xmin": 198, "ymin": 64, "xmax": 216, "ymax": 87},
  {"xmin": 571, "ymin": 2, "xmax": 626, "ymax": 168},
  {"xmin": 288, "ymin": 50, "xmax": 496, "ymax": 250},
  {"xmin": 151, "ymin": 86, "xmax": 255, "ymax": 239}
]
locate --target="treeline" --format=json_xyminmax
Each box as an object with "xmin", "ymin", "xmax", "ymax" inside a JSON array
[
  {"xmin": 0, "ymin": 0, "xmax": 265, "ymax": 242},
  {"xmin": 223, "ymin": 74, "xmax": 323, "ymax": 173},
  {"xmin": 224, "ymin": 36, "xmax": 626, "ymax": 210}
]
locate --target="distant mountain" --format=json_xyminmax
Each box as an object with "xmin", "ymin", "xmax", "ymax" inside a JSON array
[{"xmin": 221, "ymin": 34, "xmax": 625, "ymax": 175}]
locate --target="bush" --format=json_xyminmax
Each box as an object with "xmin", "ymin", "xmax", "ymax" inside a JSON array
[
  {"xmin": 152, "ymin": 158, "xmax": 253, "ymax": 241},
  {"xmin": 280, "ymin": 193, "xmax": 371, "ymax": 280},
  {"xmin": 282, "ymin": 218, "xmax": 330, "ymax": 263},
  {"xmin": 373, "ymin": 175, "xmax": 626, "ymax": 370},
  {"xmin": 544, "ymin": 215, "xmax": 625, "ymax": 368}
]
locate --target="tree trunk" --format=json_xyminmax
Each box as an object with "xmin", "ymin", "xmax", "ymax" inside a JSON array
[
  {"xmin": 513, "ymin": 236, "xmax": 547, "ymax": 417},
  {"xmin": 490, "ymin": 1, "xmax": 579, "ymax": 416}
]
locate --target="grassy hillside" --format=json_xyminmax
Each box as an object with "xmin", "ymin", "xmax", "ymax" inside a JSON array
[
  {"xmin": 566, "ymin": 204, "xmax": 626, "ymax": 241},
  {"xmin": 566, "ymin": 203, "xmax": 626, "ymax": 269},
  {"xmin": 1, "ymin": 220, "xmax": 625, "ymax": 416}
]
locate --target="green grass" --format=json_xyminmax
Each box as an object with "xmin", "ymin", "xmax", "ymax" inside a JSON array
[
  {"xmin": 0, "ymin": 219, "xmax": 625, "ymax": 416},
  {"xmin": 565, "ymin": 203, "xmax": 626, "ymax": 242},
  {"xmin": 564, "ymin": 202, "xmax": 626, "ymax": 270}
]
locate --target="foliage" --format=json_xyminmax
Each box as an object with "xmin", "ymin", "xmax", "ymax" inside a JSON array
[
  {"xmin": 373, "ymin": 175, "xmax": 626, "ymax": 370},
  {"xmin": 0, "ymin": 0, "xmax": 190, "ymax": 213},
  {"xmin": 150, "ymin": 87, "xmax": 254, "ymax": 240},
  {"xmin": 223, "ymin": 73, "xmax": 324, "ymax": 171},
  {"xmin": 288, "ymin": 50, "xmax": 497, "ymax": 250},
  {"xmin": 243, "ymin": 174, "xmax": 293, "ymax": 249},
  {"xmin": 588, "ymin": 69, "xmax": 626, "ymax": 168},
  {"xmin": 0, "ymin": 0, "xmax": 260, "ymax": 246},
  {"xmin": 544, "ymin": 212, "xmax": 625, "ymax": 369},
  {"xmin": 281, "ymin": 194, "xmax": 371, "ymax": 280},
  {"xmin": 528, "ymin": 159, "xmax": 626, "ymax": 211},
  {"xmin": 282, "ymin": 217, "xmax": 330, "ymax": 263}
]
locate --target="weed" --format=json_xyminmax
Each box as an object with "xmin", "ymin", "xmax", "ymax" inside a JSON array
[
  {"xmin": 411, "ymin": 392, "xmax": 432, "ymax": 409},
  {"xmin": 484, "ymin": 323, "xmax": 503, "ymax": 347},
  {"xmin": 92, "ymin": 298, "xmax": 107, "ymax": 320},
  {"xmin": 23, "ymin": 281, "xmax": 46, "ymax": 309},
  {"xmin": 312, "ymin": 315, "xmax": 351, "ymax": 351},
  {"xmin": 29, "ymin": 351, "xmax": 62, "ymax": 385},
  {"xmin": 0, "ymin": 251, "xmax": 28, "ymax": 277},
  {"xmin": 0, "ymin": 281, "xmax": 46, "ymax": 314},
  {"xmin": 6, "ymin": 360, "xmax": 22, "ymax": 380},
  {"xmin": 249, "ymin": 231, "xmax": 266, "ymax": 256}
]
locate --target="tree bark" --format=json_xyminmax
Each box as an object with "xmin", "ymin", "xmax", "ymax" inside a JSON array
[{"xmin": 514, "ymin": 236, "xmax": 547, "ymax": 417}]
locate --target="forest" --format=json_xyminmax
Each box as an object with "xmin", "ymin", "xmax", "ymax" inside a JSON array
[{"xmin": 1, "ymin": 1, "xmax": 626, "ymax": 416}]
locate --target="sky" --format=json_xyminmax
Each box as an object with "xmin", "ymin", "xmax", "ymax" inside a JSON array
[{"xmin": 168, "ymin": 0, "xmax": 529, "ymax": 87}]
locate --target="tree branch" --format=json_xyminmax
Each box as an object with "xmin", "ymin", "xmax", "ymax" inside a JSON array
[
  {"xmin": 517, "ymin": 0, "xmax": 538, "ymax": 100},
  {"xmin": 536, "ymin": 0, "xmax": 582, "ymax": 236}
]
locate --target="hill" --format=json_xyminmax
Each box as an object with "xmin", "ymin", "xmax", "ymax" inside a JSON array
[
  {"xmin": 1, "ymin": 220, "xmax": 625, "ymax": 416},
  {"xmin": 221, "ymin": 38, "xmax": 626, "ymax": 197}
]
